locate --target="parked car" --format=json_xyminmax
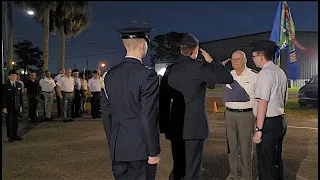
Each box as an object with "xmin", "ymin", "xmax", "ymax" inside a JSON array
[{"xmin": 298, "ymin": 74, "xmax": 318, "ymax": 107}]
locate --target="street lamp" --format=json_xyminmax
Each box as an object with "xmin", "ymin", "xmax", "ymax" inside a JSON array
[
  {"xmin": 27, "ymin": 10, "xmax": 34, "ymax": 16},
  {"xmin": 101, "ymin": 62, "xmax": 106, "ymax": 68},
  {"xmin": 11, "ymin": 61, "xmax": 15, "ymax": 65}
]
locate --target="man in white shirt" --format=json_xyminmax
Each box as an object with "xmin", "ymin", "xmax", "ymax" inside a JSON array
[
  {"xmin": 54, "ymin": 68, "xmax": 65, "ymax": 117},
  {"xmin": 72, "ymin": 69, "xmax": 82, "ymax": 118},
  {"xmin": 97, "ymin": 69, "xmax": 104, "ymax": 114},
  {"xmin": 39, "ymin": 70, "xmax": 56, "ymax": 121},
  {"xmin": 56, "ymin": 68, "xmax": 75, "ymax": 122},
  {"xmin": 80, "ymin": 72, "xmax": 89, "ymax": 113},
  {"xmin": 88, "ymin": 70, "xmax": 102, "ymax": 119},
  {"xmin": 251, "ymin": 40, "xmax": 287, "ymax": 180},
  {"xmin": 223, "ymin": 50, "xmax": 258, "ymax": 180}
]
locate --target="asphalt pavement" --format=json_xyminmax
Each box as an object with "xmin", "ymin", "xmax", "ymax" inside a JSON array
[{"xmin": 2, "ymin": 112, "xmax": 318, "ymax": 180}]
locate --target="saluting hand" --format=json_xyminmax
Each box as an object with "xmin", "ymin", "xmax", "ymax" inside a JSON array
[
  {"xmin": 148, "ymin": 156, "xmax": 161, "ymax": 164},
  {"xmin": 222, "ymin": 58, "xmax": 231, "ymax": 66},
  {"xmin": 199, "ymin": 48, "xmax": 213, "ymax": 63}
]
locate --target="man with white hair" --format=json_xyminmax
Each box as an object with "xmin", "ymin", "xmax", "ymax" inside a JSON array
[{"xmin": 223, "ymin": 50, "xmax": 258, "ymax": 180}]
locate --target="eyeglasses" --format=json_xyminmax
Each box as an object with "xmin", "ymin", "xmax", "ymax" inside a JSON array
[{"xmin": 252, "ymin": 54, "xmax": 264, "ymax": 59}]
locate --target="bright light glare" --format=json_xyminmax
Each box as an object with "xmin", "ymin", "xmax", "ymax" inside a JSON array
[
  {"xmin": 27, "ymin": 10, "xmax": 34, "ymax": 16},
  {"xmin": 21, "ymin": 70, "xmax": 28, "ymax": 74},
  {"xmin": 101, "ymin": 63, "xmax": 106, "ymax": 67},
  {"xmin": 158, "ymin": 68, "xmax": 166, "ymax": 76}
]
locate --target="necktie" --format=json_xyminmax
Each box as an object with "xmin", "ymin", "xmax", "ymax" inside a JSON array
[{"xmin": 12, "ymin": 83, "xmax": 15, "ymax": 87}]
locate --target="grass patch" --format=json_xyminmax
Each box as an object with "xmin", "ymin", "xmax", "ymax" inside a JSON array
[
  {"xmin": 207, "ymin": 88, "xmax": 223, "ymax": 92},
  {"xmin": 284, "ymin": 98, "xmax": 318, "ymax": 118},
  {"xmin": 288, "ymin": 87, "xmax": 300, "ymax": 93},
  {"xmin": 210, "ymin": 97, "xmax": 318, "ymax": 118}
]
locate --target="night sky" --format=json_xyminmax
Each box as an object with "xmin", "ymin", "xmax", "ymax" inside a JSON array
[{"xmin": 2, "ymin": 1, "xmax": 318, "ymax": 73}]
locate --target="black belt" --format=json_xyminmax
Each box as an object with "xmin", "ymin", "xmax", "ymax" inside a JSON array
[
  {"xmin": 81, "ymin": 89, "xmax": 87, "ymax": 91},
  {"xmin": 91, "ymin": 91, "xmax": 100, "ymax": 93},
  {"xmin": 61, "ymin": 91, "xmax": 73, "ymax": 93},
  {"xmin": 42, "ymin": 91, "xmax": 53, "ymax": 93},
  {"xmin": 226, "ymin": 107, "xmax": 253, "ymax": 113}
]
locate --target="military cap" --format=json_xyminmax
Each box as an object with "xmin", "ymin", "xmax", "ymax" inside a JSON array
[
  {"xmin": 92, "ymin": 70, "xmax": 98, "ymax": 74},
  {"xmin": 117, "ymin": 27, "xmax": 153, "ymax": 44},
  {"xmin": 180, "ymin": 33, "xmax": 199, "ymax": 47},
  {"xmin": 72, "ymin": 69, "xmax": 79, "ymax": 73},
  {"xmin": 250, "ymin": 40, "xmax": 278, "ymax": 55},
  {"xmin": 8, "ymin": 69, "xmax": 18, "ymax": 75}
]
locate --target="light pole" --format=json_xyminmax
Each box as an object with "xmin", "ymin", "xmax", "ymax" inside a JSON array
[{"xmin": 2, "ymin": 38, "xmax": 5, "ymax": 84}]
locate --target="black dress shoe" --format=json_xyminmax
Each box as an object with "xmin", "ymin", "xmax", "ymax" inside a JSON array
[
  {"xmin": 8, "ymin": 138, "xmax": 14, "ymax": 142},
  {"xmin": 13, "ymin": 136, "xmax": 22, "ymax": 141},
  {"xmin": 96, "ymin": 115, "xmax": 101, "ymax": 118},
  {"xmin": 68, "ymin": 119, "xmax": 74, "ymax": 122},
  {"xmin": 63, "ymin": 120, "xmax": 68, "ymax": 123}
]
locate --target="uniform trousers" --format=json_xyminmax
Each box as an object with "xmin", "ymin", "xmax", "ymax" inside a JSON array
[
  {"xmin": 112, "ymin": 160, "xmax": 157, "ymax": 180},
  {"xmin": 28, "ymin": 94, "xmax": 38, "ymax": 120},
  {"xmin": 170, "ymin": 139, "xmax": 204, "ymax": 180},
  {"xmin": 60, "ymin": 91, "xmax": 74, "ymax": 120},
  {"xmin": 72, "ymin": 89, "xmax": 81, "ymax": 117},
  {"xmin": 256, "ymin": 115, "xmax": 286, "ymax": 180},
  {"xmin": 6, "ymin": 109, "xmax": 19, "ymax": 138},
  {"xmin": 225, "ymin": 109, "xmax": 255, "ymax": 180},
  {"xmin": 55, "ymin": 87, "xmax": 61, "ymax": 116},
  {"xmin": 42, "ymin": 91, "xmax": 53, "ymax": 118},
  {"xmin": 80, "ymin": 89, "xmax": 88, "ymax": 112},
  {"xmin": 91, "ymin": 92, "xmax": 101, "ymax": 118}
]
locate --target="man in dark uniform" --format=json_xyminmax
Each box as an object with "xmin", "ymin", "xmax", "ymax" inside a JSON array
[
  {"xmin": 251, "ymin": 40, "xmax": 288, "ymax": 180},
  {"xmin": 159, "ymin": 33, "xmax": 234, "ymax": 179},
  {"xmin": 25, "ymin": 71, "xmax": 40, "ymax": 121},
  {"xmin": 2, "ymin": 70, "xmax": 23, "ymax": 142},
  {"xmin": 101, "ymin": 27, "xmax": 161, "ymax": 179}
]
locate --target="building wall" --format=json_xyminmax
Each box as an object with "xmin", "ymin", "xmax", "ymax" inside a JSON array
[{"xmin": 200, "ymin": 31, "xmax": 318, "ymax": 87}]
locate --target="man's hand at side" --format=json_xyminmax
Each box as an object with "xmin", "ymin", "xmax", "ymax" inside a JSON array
[{"xmin": 148, "ymin": 155, "xmax": 161, "ymax": 164}]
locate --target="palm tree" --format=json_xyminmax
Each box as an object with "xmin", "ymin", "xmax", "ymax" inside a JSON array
[
  {"xmin": 49, "ymin": 2, "xmax": 91, "ymax": 68},
  {"xmin": 5, "ymin": 1, "xmax": 14, "ymax": 70},
  {"xmin": 14, "ymin": 1, "xmax": 58, "ymax": 72}
]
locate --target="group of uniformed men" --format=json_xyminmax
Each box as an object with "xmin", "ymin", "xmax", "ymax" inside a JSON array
[
  {"xmin": 101, "ymin": 27, "xmax": 288, "ymax": 180},
  {"xmin": 2, "ymin": 26, "xmax": 288, "ymax": 180},
  {"xmin": 2, "ymin": 68, "xmax": 106, "ymax": 141}
]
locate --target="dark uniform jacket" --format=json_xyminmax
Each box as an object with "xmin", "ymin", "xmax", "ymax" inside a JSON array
[
  {"xmin": 101, "ymin": 57, "xmax": 160, "ymax": 162},
  {"xmin": 159, "ymin": 56, "xmax": 234, "ymax": 140},
  {"xmin": 2, "ymin": 81, "xmax": 23, "ymax": 111},
  {"xmin": 25, "ymin": 79, "xmax": 40, "ymax": 98}
]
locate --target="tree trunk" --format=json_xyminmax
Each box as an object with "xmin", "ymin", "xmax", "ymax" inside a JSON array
[
  {"xmin": 5, "ymin": 1, "xmax": 13, "ymax": 70},
  {"xmin": 59, "ymin": 25, "xmax": 66, "ymax": 69},
  {"xmin": 42, "ymin": 8, "xmax": 50, "ymax": 73}
]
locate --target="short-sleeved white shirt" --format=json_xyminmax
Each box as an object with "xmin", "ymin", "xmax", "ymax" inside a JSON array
[
  {"xmin": 225, "ymin": 67, "xmax": 258, "ymax": 109},
  {"xmin": 253, "ymin": 61, "xmax": 288, "ymax": 117},
  {"xmin": 54, "ymin": 73, "xmax": 64, "ymax": 82},
  {"xmin": 39, "ymin": 77, "xmax": 56, "ymax": 92},
  {"xmin": 88, "ymin": 78, "xmax": 102, "ymax": 92},
  {"xmin": 56, "ymin": 76, "xmax": 75, "ymax": 92}
]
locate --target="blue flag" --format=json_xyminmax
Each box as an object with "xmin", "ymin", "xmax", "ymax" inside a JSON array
[{"xmin": 270, "ymin": 1, "xmax": 299, "ymax": 80}]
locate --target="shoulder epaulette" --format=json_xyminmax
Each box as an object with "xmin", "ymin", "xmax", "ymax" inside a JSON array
[
  {"xmin": 251, "ymin": 69, "xmax": 258, "ymax": 74},
  {"xmin": 145, "ymin": 66, "xmax": 154, "ymax": 70}
]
